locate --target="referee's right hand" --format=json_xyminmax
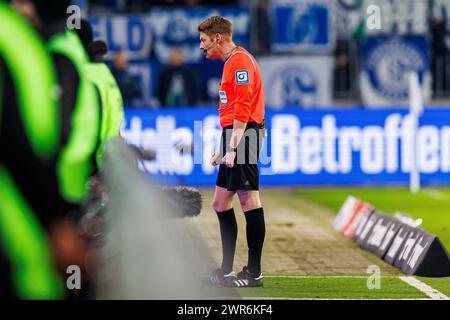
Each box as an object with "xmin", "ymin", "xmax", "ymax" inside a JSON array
[{"xmin": 210, "ymin": 150, "xmax": 221, "ymax": 166}]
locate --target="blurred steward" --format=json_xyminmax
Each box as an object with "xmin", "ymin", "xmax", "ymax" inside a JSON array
[
  {"xmin": 75, "ymin": 19, "xmax": 124, "ymax": 169},
  {"xmin": 157, "ymin": 46, "xmax": 201, "ymax": 107},
  {"xmin": 10, "ymin": 0, "xmax": 102, "ymax": 298},
  {"xmin": 110, "ymin": 49, "xmax": 141, "ymax": 107},
  {"xmin": 0, "ymin": 1, "xmax": 63, "ymax": 299},
  {"xmin": 37, "ymin": 0, "xmax": 101, "ymax": 205},
  {"xmin": 430, "ymin": 10, "xmax": 450, "ymax": 94}
]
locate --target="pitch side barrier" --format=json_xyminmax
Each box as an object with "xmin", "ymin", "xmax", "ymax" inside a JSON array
[
  {"xmin": 97, "ymin": 137, "xmax": 237, "ymax": 299},
  {"xmin": 121, "ymin": 107, "xmax": 450, "ymax": 186},
  {"xmin": 334, "ymin": 196, "xmax": 450, "ymax": 277}
]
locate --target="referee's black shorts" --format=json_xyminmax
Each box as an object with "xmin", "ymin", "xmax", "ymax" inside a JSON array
[{"xmin": 216, "ymin": 122, "xmax": 263, "ymax": 191}]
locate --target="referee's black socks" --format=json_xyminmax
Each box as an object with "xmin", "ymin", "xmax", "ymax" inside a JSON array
[
  {"xmin": 244, "ymin": 207, "xmax": 266, "ymax": 276},
  {"xmin": 216, "ymin": 208, "xmax": 238, "ymax": 274}
]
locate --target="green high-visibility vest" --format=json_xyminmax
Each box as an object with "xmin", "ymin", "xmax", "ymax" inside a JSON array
[
  {"xmin": 47, "ymin": 31, "xmax": 101, "ymax": 203},
  {"xmin": 0, "ymin": 3, "xmax": 59, "ymax": 158},
  {"xmin": 0, "ymin": 58, "xmax": 3, "ymax": 130},
  {"xmin": 0, "ymin": 168, "xmax": 63, "ymax": 299},
  {"xmin": 0, "ymin": 2, "xmax": 62, "ymax": 299},
  {"xmin": 85, "ymin": 62, "xmax": 124, "ymax": 167}
]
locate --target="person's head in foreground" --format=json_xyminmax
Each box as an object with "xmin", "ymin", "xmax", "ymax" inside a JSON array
[
  {"xmin": 10, "ymin": 0, "xmax": 70, "ymax": 28},
  {"xmin": 198, "ymin": 15, "xmax": 237, "ymax": 61}
]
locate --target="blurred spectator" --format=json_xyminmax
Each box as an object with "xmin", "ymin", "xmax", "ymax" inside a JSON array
[
  {"xmin": 90, "ymin": 0, "xmax": 238, "ymax": 11},
  {"xmin": 149, "ymin": 0, "xmax": 238, "ymax": 6},
  {"xmin": 89, "ymin": 0, "xmax": 126, "ymax": 12},
  {"xmin": 199, "ymin": 0, "xmax": 238, "ymax": 4},
  {"xmin": 333, "ymin": 39, "xmax": 352, "ymax": 99},
  {"xmin": 430, "ymin": 14, "xmax": 450, "ymax": 96},
  {"xmin": 110, "ymin": 50, "xmax": 142, "ymax": 107},
  {"xmin": 157, "ymin": 47, "xmax": 201, "ymax": 107},
  {"xmin": 250, "ymin": 0, "xmax": 271, "ymax": 54},
  {"xmin": 185, "ymin": 0, "xmax": 200, "ymax": 6}
]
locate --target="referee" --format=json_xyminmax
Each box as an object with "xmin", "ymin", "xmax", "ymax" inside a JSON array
[{"xmin": 198, "ymin": 16, "xmax": 266, "ymax": 287}]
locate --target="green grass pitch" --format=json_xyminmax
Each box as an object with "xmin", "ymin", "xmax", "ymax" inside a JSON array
[{"xmin": 241, "ymin": 187, "xmax": 450, "ymax": 299}]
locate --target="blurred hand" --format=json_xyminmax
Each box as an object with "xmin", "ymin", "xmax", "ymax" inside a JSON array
[
  {"xmin": 49, "ymin": 219, "xmax": 88, "ymax": 275},
  {"xmin": 222, "ymin": 151, "xmax": 236, "ymax": 168},
  {"xmin": 210, "ymin": 150, "xmax": 221, "ymax": 166}
]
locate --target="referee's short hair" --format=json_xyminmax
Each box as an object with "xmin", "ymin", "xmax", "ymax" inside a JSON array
[{"xmin": 198, "ymin": 16, "xmax": 232, "ymax": 41}]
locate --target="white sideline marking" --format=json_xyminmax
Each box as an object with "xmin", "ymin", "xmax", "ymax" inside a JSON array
[
  {"xmin": 224, "ymin": 275, "xmax": 448, "ymax": 300},
  {"xmin": 266, "ymin": 275, "xmax": 390, "ymax": 279},
  {"xmin": 423, "ymin": 189, "xmax": 447, "ymax": 200},
  {"xmin": 211, "ymin": 297, "xmax": 430, "ymax": 300},
  {"xmin": 399, "ymin": 276, "xmax": 449, "ymax": 300},
  {"xmin": 243, "ymin": 297, "xmax": 431, "ymax": 301}
]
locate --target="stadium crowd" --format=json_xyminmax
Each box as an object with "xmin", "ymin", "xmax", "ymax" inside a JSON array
[{"xmin": 85, "ymin": 0, "xmax": 450, "ymax": 107}]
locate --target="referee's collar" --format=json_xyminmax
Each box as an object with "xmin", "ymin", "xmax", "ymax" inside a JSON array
[{"xmin": 224, "ymin": 46, "xmax": 241, "ymax": 64}]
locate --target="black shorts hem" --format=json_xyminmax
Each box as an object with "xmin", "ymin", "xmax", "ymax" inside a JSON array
[{"xmin": 215, "ymin": 182, "xmax": 259, "ymax": 192}]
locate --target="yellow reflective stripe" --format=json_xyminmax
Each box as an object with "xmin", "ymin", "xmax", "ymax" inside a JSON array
[
  {"xmin": 0, "ymin": 3, "xmax": 59, "ymax": 160},
  {"xmin": 0, "ymin": 166, "xmax": 63, "ymax": 299},
  {"xmin": 48, "ymin": 31, "xmax": 100, "ymax": 202},
  {"xmin": 0, "ymin": 63, "xmax": 3, "ymax": 131},
  {"xmin": 85, "ymin": 63, "xmax": 124, "ymax": 167}
]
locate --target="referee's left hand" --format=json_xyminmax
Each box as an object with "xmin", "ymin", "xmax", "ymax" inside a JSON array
[{"xmin": 222, "ymin": 151, "xmax": 236, "ymax": 168}]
